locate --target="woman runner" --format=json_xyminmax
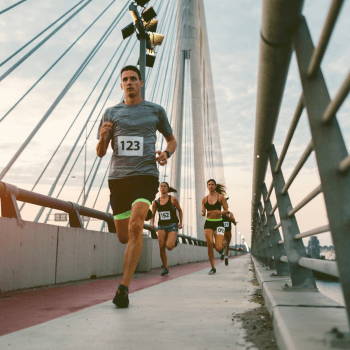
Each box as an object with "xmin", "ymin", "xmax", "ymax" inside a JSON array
[
  {"xmin": 201, "ymin": 179, "xmax": 228, "ymax": 275},
  {"xmin": 151, "ymin": 182, "xmax": 183, "ymax": 276},
  {"xmin": 221, "ymin": 199, "xmax": 237, "ymax": 266}
]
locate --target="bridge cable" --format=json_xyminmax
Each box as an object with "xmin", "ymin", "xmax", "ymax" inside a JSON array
[
  {"xmin": 19, "ymin": 15, "xmax": 131, "ymax": 212},
  {"xmin": 0, "ymin": 0, "xmax": 28, "ymax": 15},
  {"xmin": 0, "ymin": 0, "xmax": 96, "ymax": 81},
  {"xmin": 1, "ymin": 0, "xmax": 128, "ymax": 123},
  {"xmin": 0, "ymin": 3, "xmax": 129, "ymax": 182},
  {"xmin": 42, "ymin": 38, "xmax": 138, "ymax": 224},
  {"xmin": 0, "ymin": 0, "xmax": 87, "ymax": 68},
  {"xmin": 38, "ymin": 36, "xmax": 137, "ymax": 222}
]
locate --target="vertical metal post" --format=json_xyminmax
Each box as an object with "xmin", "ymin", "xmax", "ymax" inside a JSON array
[
  {"xmin": 140, "ymin": 37, "xmax": 146, "ymax": 100},
  {"xmin": 269, "ymin": 145, "xmax": 316, "ymax": 289},
  {"xmin": 262, "ymin": 183, "xmax": 289, "ymax": 276},
  {"xmin": 293, "ymin": 16, "xmax": 350, "ymax": 321},
  {"xmin": 259, "ymin": 202, "xmax": 274, "ymax": 269}
]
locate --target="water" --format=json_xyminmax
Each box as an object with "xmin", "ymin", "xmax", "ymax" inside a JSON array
[{"xmin": 316, "ymin": 280, "xmax": 345, "ymax": 306}]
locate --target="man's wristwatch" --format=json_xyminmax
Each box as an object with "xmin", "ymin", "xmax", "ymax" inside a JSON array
[{"xmin": 164, "ymin": 150, "xmax": 171, "ymax": 159}]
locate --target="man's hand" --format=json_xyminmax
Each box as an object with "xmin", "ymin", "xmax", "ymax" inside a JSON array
[
  {"xmin": 155, "ymin": 150, "xmax": 168, "ymax": 166},
  {"xmin": 100, "ymin": 122, "xmax": 113, "ymax": 140},
  {"xmin": 178, "ymin": 223, "xmax": 182, "ymax": 229},
  {"xmin": 150, "ymin": 224, "xmax": 155, "ymax": 231},
  {"xmin": 201, "ymin": 211, "xmax": 205, "ymax": 216}
]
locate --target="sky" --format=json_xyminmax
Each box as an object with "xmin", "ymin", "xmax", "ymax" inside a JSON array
[{"xmin": 0, "ymin": 0, "xmax": 349, "ymax": 247}]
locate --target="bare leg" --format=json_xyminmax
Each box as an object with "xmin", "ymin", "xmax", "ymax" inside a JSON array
[
  {"xmin": 214, "ymin": 231, "xmax": 224, "ymax": 253},
  {"xmin": 205, "ymin": 229, "xmax": 215, "ymax": 269},
  {"xmin": 225, "ymin": 231, "xmax": 232, "ymax": 256},
  {"xmin": 158, "ymin": 230, "xmax": 168, "ymax": 269},
  {"xmin": 166, "ymin": 231, "xmax": 178, "ymax": 251},
  {"xmin": 120, "ymin": 201, "xmax": 149, "ymax": 287}
]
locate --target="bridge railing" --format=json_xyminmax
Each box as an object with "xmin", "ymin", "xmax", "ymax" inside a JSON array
[
  {"xmin": 251, "ymin": 0, "xmax": 350, "ymax": 323},
  {"xmin": 0, "ymin": 181, "xmax": 242, "ymax": 252}
]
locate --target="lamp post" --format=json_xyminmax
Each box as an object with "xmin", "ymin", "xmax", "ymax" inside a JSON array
[
  {"xmin": 121, "ymin": 0, "xmax": 165, "ymax": 99},
  {"xmin": 238, "ymin": 231, "xmax": 241, "ymax": 248}
]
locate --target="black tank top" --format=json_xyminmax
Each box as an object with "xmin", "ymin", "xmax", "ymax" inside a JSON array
[
  {"xmin": 156, "ymin": 195, "xmax": 179, "ymax": 225},
  {"xmin": 222, "ymin": 212, "xmax": 232, "ymax": 231},
  {"xmin": 205, "ymin": 194, "xmax": 221, "ymax": 211}
]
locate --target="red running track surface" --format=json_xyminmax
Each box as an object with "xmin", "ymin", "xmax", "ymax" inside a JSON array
[{"xmin": 0, "ymin": 256, "xmax": 242, "ymax": 336}]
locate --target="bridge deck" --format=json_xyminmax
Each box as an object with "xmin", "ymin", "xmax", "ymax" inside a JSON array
[{"xmin": 0, "ymin": 254, "xmax": 258, "ymax": 349}]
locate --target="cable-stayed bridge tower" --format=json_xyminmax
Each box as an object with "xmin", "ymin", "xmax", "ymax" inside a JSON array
[{"xmin": 170, "ymin": 0, "xmax": 225, "ymax": 240}]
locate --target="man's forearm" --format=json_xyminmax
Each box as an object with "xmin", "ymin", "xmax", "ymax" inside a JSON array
[
  {"xmin": 96, "ymin": 138, "xmax": 109, "ymax": 158},
  {"xmin": 165, "ymin": 139, "xmax": 177, "ymax": 155}
]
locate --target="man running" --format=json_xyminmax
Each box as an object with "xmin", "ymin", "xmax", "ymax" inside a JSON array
[
  {"xmin": 96, "ymin": 65, "xmax": 177, "ymax": 308},
  {"xmin": 201, "ymin": 179, "xmax": 228, "ymax": 275},
  {"xmin": 221, "ymin": 199, "xmax": 237, "ymax": 266},
  {"xmin": 150, "ymin": 182, "xmax": 183, "ymax": 276}
]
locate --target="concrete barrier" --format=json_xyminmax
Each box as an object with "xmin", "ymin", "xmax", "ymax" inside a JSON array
[{"xmin": 0, "ymin": 218, "xmax": 240, "ymax": 293}]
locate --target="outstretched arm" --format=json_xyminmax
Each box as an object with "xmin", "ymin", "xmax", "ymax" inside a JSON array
[
  {"xmin": 201, "ymin": 197, "xmax": 206, "ymax": 216},
  {"xmin": 156, "ymin": 134, "xmax": 177, "ymax": 166},
  {"xmin": 150, "ymin": 201, "xmax": 157, "ymax": 230},
  {"xmin": 229, "ymin": 212, "xmax": 237, "ymax": 225},
  {"xmin": 220, "ymin": 195, "xmax": 228, "ymax": 216},
  {"xmin": 96, "ymin": 122, "xmax": 112, "ymax": 158},
  {"xmin": 172, "ymin": 197, "xmax": 183, "ymax": 229}
]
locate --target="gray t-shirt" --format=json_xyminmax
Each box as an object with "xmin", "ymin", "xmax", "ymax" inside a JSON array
[{"xmin": 97, "ymin": 100, "xmax": 172, "ymax": 180}]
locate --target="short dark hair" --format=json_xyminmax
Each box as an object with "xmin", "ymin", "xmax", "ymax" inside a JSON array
[{"xmin": 120, "ymin": 65, "xmax": 142, "ymax": 80}]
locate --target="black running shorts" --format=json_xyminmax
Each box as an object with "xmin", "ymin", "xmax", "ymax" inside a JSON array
[{"xmin": 108, "ymin": 175, "xmax": 159, "ymax": 219}]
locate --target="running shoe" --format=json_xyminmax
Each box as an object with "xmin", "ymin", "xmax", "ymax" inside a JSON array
[
  {"xmin": 112, "ymin": 284, "xmax": 129, "ymax": 308},
  {"xmin": 220, "ymin": 254, "xmax": 224, "ymax": 261},
  {"xmin": 175, "ymin": 237, "xmax": 179, "ymax": 247},
  {"xmin": 225, "ymin": 257, "xmax": 229, "ymax": 266},
  {"xmin": 161, "ymin": 268, "xmax": 169, "ymax": 276},
  {"xmin": 145, "ymin": 209, "xmax": 153, "ymax": 221},
  {"xmin": 208, "ymin": 268, "xmax": 216, "ymax": 275}
]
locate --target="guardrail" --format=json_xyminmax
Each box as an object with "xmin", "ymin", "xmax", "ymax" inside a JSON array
[
  {"xmin": 251, "ymin": 0, "xmax": 349, "ymax": 324},
  {"xmin": 0, "ymin": 181, "xmax": 242, "ymax": 251}
]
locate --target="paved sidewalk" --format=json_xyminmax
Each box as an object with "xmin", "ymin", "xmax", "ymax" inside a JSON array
[{"xmin": 0, "ymin": 254, "xmax": 258, "ymax": 350}]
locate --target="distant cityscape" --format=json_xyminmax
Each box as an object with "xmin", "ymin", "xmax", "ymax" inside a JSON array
[{"xmin": 307, "ymin": 236, "xmax": 335, "ymax": 260}]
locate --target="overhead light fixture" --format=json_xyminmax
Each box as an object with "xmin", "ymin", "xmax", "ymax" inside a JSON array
[
  {"xmin": 143, "ymin": 18, "xmax": 158, "ymax": 32},
  {"xmin": 121, "ymin": 23, "xmax": 135, "ymax": 39},
  {"xmin": 149, "ymin": 32, "xmax": 164, "ymax": 46},
  {"xmin": 142, "ymin": 6, "xmax": 157, "ymax": 22},
  {"xmin": 135, "ymin": 0, "xmax": 150, "ymax": 7},
  {"xmin": 138, "ymin": 49, "xmax": 156, "ymax": 67}
]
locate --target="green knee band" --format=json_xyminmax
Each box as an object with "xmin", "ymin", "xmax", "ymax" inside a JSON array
[
  {"xmin": 206, "ymin": 218, "xmax": 222, "ymax": 222},
  {"xmin": 132, "ymin": 198, "xmax": 151, "ymax": 207},
  {"xmin": 114, "ymin": 210, "xmax": 132, "ymax": 220}
]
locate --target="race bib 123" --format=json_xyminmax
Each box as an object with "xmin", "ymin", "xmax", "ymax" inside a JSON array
[{"xmin": 118, "ymin": 136, "xmax": 143, "ymax": 156}]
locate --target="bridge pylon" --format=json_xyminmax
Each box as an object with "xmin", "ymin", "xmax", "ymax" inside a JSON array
[{"xmin": 170, "ymin": 0, "xmax": 225, "ymax": 240}]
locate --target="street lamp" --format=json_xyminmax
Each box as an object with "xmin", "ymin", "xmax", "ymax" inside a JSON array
[{"xmin": 121, "ymin": 0, "xmax": 165, "ymax": 99}]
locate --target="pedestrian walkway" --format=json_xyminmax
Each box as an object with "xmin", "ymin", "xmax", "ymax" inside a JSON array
[{"xmin": 0, "ymin": 254, "xmax": 258, "ymax": 350}]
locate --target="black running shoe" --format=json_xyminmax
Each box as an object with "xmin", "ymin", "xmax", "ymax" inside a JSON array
[
  {"xmin": 113, "ymin": 284, "xmax": 129, "ymax": 308},
  {"xmin": 161, "ymin": 268, "xmax": 169, "ymax": 276},
  {"xmin": 175, "ymin": 237, "xmax": 179, "ymax": 248},
  {"xmin": 145, "ymin": 209, "xmax": 153, "ymax": 221},
  {"xmin": 225, "ymin": 257, "xmax": 229, "ymax": 266},
  {"xmin": 220, "ymin": 254, "xmax": 224, "ymax": 261},
  {"xmin": 208, "ymin": 268, "xmax": 216, "ymax": 275},
  {"xmin": 219, "ymin": 248, "xmax": 224, "ymax": 255}
]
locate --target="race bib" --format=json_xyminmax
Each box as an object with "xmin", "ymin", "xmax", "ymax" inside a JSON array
[
  {"xmin": 224, "ymin": 221, "xmax": 229, "ymax": 228},
  {"xmin": 217, "ymin": 227, "xmax": 225, "ymax": 235},
  {"xmin": 118, "ymin": 136, "xmax": 143, "ymax": 156},
  {"xmin": 159, "ymin": 211, "xmax": 171, "ymax": 220}
]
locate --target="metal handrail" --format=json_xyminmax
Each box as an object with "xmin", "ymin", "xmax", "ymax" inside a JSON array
[
  {"xmin": 288, "ymin": 185, "xmax": 322, "ymax": 217},
  {"xmin": 274, "ymin": 95, "xmax": 304, "ymax": 173},
  {"xmin": 251, "ymin": 0, "xmax": 350, "ymax": 323},
  {"xmin": 281, "ymin": 140, "xmax": 313, "ymax": 194},
  {"xmin": 322, "ymin": 70, "xmax": 350, "ymax": 123},
  {"xmin": 0, "ymin": 181, "xmax": 245, "ymax": 250},
  {"xmin": 307, "ymin": 0, "xmax": 346, "ymax": 77},
  {"xmin": 294, "ymin": 225, "xmax": 330, "ymax": 240}
]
